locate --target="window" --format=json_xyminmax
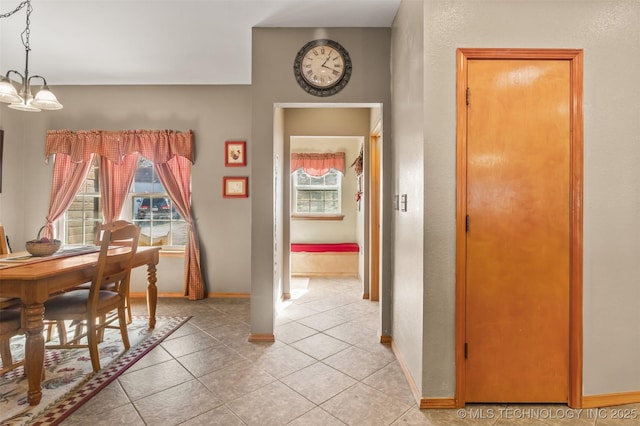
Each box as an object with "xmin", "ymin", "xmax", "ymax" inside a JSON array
[
  {"xmin": 64, "ymin": 158, "xmax": 102, "ymax": 245},
  {"xmin": 131, "ymin": 158, "xmax": 186, "ymax": 247},
  {"xmin": 62, "ymin": 157, "xmax": 186, "ymax": 248},
  {"xmin": 292, "ymin": 169, "xmax": 342, "ymax": 216}
]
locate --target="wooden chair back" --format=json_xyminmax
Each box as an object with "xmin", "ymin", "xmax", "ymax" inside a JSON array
[
  {"xmin": 89, "ymin": 222, "xmax": 140, "ymax": 312},
  {"xmin": 0, "ymin": 223, "xmax": 9, "ymax": 255}
]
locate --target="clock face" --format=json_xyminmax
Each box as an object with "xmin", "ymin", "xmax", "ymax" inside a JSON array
[{"xmin": 294, "ymin": 39, "xmax": 352, "ymax": 97}]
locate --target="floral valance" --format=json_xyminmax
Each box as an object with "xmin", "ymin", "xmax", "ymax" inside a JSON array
[
  {"xmin": 290, "ymin": 152, "xmax": 345, "ymax": 177},
  {"xmin": 45, "ymin": 129, "xmax": 195, "ymax": 164}
]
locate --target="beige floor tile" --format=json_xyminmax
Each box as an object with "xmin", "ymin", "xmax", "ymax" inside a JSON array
[
  {"xmin": 275, "ymin": 321, "xmax": 318, "ymax": 344},
  {"xmin": 198, "ymin": 359, "xmax": 276, "ymax": 402},
  {"xmin": 179, "ymin": 405, "xmax": 246, "ymax": 425},
  {"xmin": 118, "ymin": 359, "xmax": 193, "ymax": 400},
  {"xmin": 363, "ymin": 361, "xmax": 417, "ymax": 407},
  {"xmin": 69, "ymin": 380, "xmax": 131, "ymax": 417},
  {"xmin": 134, "ymin": 379, "xmax": 223, "ymax": 425},
  {"xmin": 281, "ymin": 362, "xmax": 357, "ymax": 405},
  {"xmin": 252, "ymin": 344, "xmax": 316, "ymax": 378},
  {"xmin": 321, "ymin": 382, "xmax": 412, "ymax": 425},
  {"xmin": 177, "ymin": 344, "xmax": 245, "ymax": 377},
  {"xmin": 296, "ymin": 310, "xmax": 352, "ymax": 331},
  {"xmin": 61, "ymin": 402, "xmax": 145, "ymax": 426},
  {"xmin": 287, "ymin": 406, "xmax": 348, "ymax": 425},
  {"xmin": 125, "ymin": 345, "xmax": 174, "ymax": 373},
  {"xmin": 159, "ymin": 330, "xmax": 223, "ymax": 358},
  {"xmin": 226, "ymin": 380, "xmax": 315, "ymax": 426},
  {"xmin": 291, "ymin": 332, "xmax": 351, "ymax": 360},
  {"xmin": 323, "ymin": 345, "xmax": 393, "ymax": 380}
]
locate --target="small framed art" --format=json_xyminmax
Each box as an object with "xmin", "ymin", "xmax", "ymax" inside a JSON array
[
  {"xmin": 223, "ymin": 176, "xmax": 249, "ymax": 198},
  {"xmin": 225, "ymin": 140, "xmax": 246, "ymax": 167}
]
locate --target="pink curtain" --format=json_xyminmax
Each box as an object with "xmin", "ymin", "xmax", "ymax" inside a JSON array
[
  {"xmin": 45, "ymin": 129, "xmax": 205, "ymax": 300},
  {"xmin": 42, "ymin": 153, "xmax": 96, "ymax": 239},
  {"xmin": 290, "ymin": 152, "xmax": 345, "ymax": 176},
  {"xmin": 155, "ymin": 156, "xmax": 204, "ymax": 300},
  {"xmin": 99, "ymin": 153, "xmax": 140, "ymax": 223},
  {"xmin": 45, "ymin": 130, "xmax": 194, "ymax": 164}
]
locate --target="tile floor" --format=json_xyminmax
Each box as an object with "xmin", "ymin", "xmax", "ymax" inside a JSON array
[{"xmin": 63, "ymin": 277, "xmax": 640, "ymax": 425}]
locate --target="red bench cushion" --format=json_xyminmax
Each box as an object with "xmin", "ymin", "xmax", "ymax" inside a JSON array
[{"xmin": 291, "ymin": 243, "xmax": 359, "ymax": 253}]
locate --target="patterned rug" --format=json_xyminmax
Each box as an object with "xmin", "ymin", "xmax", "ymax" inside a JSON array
[{"xmin": 0, "ymin": 316, "xmax": 190, "ymax": 426}]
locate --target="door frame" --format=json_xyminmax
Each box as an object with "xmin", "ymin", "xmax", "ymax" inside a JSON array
[
  {"xmin": 369, "ymin": 127, "xmax": 381, "ymax": 302},
  {"xmin": 454, "ymin": 48, "xmax": 584, "ymax": 408}
]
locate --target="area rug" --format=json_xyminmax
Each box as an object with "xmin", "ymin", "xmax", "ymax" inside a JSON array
[{"xmin": 0, "ymin": 315, "xmax": 190, "ymax": 426}]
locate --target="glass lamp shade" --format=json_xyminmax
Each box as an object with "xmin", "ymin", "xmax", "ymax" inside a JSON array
[
  {"xmin": 8, "ymin": 92, "xmax": 41, "ymax": 112},
  {"xmin": 0, "ymin": 78, "xmax": 22, "ymax": 104},
  {"xmin": 31, "ymin": 86, "xmax": 63, "ymax": 110}
]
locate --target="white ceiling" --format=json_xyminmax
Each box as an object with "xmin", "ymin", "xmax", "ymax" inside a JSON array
[{"xmin": 0, "ymin": 0, "xmax": 400, "ymax": 85}]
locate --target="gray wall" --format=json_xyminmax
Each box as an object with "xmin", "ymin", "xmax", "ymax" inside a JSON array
[
  {"xmin": 391, "ymin": 0, "xmax": 426, "ymax": 394},
  {"xmin": 0, "ymin": 85, "xmax": 253, "ymax": 295},
  {"xmin": 251, "ymin": 28, "xmax": 392, "ymax": 336},
  {"xmin": 391, "ymin": 0, "xmax": 640, "ymax": 398}
]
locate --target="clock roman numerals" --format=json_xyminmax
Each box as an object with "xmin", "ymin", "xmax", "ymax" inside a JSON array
[{"xmin": 294, "ymin": 39, "xmax": 351, "ymax": 96}]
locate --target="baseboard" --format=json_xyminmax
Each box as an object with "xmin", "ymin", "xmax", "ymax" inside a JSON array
[
  {"xmin": 380, "ymin": 335, "xmax": 392, "ymax": 344},
  {"xmin": 390, "ymin": 339, "xmax": 422, "ymax": 406},
  {"xmin": 130, "ymin": 292, "xmax": 250, "ymax": 299},
  {"xmin": 282, "ymin": 293, "xmax": 291, "ymax": 300},
  {"xmin": 248, "ymin": 333, "xmax": 275, "ymax": 342},
  {"xmin": 582, "ymin": 390, "xmax": 640, "ymax": 408},
  {"xmin": 419, "ymin": 398, "xmax": 457, "ymax": 409}
]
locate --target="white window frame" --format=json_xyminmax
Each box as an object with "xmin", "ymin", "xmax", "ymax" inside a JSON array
[{"xmin": 292, "ymin": 169, "xmax": 343, "ymax": 217}]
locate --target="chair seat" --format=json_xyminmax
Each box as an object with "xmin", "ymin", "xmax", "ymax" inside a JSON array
[
  {"xmin": 0, "ymin": 310, "xmax": 21, "ymax": 334},
  {"xmin": 44, "ymin": 290, "xmax": 121, "ymax": 319}
]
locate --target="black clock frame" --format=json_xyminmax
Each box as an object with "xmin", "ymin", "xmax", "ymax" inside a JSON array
[{"xmin": 293, "ymin": 39, "xmax": 352, "ymax": 97}]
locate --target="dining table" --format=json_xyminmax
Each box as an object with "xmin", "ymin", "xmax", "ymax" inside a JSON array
[{"xmin": 0, "ymin": 245, "xmax": 160, "ymax": 406}]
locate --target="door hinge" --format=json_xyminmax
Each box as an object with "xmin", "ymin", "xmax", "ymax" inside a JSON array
[
  {"xmin": 466, "ymin": 87, "xmax": 470, "ymax": 106},
  {"xmin": 464, "ymin": 342, "xmax": 468, "ymax": 359},
  {"xmin": 465, "ymin": 215, "xmax": 470, "ymax": 232}
]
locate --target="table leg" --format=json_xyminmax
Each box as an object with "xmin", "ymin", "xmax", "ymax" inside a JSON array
[
  {"xmin": 24, "ymin": 303, "xmax": 45, "ymax": 406},
  {"xmin": 146, "ymin": 263, "xmax": 157, "ymax": 329}
]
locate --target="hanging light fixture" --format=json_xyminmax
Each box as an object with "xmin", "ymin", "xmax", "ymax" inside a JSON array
[{"xmin": 0, "ymin": 0, "xmax": 62, "ymax": 112}]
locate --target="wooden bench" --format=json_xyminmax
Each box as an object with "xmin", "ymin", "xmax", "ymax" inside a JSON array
[{"xmin": 290, "ymin": 243, "xmax": 359, "ymax": 277}]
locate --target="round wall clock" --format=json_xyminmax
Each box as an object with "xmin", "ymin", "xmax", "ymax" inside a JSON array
[{"xmin": 293, "ymin": 39, "xmax": 352, "ymax": 97}]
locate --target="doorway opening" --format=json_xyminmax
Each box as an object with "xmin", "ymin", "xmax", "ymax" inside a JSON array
[{"xmin": 273, "ymin": 104, "xmax": 385, "ymax": 335}]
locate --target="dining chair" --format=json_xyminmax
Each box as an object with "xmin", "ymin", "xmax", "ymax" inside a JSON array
[
  {"xmin": 42, "ymin": 222, "xmax": 140, "ymax": 372},
  {"xmin": 0, "ymin": 223, "xmax": 10, "ymax": 255},
  {"xmin": 0, "ymin": 299, "xmax": 24, "ymax": 375},
  {"xmin": 94, "ymin": 220, "xmax": 136, "ymax": 323}
]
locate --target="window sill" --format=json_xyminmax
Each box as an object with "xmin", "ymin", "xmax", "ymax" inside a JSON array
[
  {"xmin": 159, "ymin": 248, "xmax": 185, "ymax": 257},
  {"xmin": 291, "ymin": 214, "xmax": 345, "ymax": 221}
]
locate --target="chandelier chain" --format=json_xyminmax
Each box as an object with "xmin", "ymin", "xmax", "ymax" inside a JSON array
[
  {"xmin": 0, "ymin": 0, "xmax": 32, "ymax": 50},
  {"xmin": 0, "ymin": 0, "xmax": 30, "ymax": 19}
]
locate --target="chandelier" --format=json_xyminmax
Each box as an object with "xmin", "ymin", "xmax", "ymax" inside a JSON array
[{"xmin": 0, "ymin": 0, "xmax": 62, "ymax": 112}]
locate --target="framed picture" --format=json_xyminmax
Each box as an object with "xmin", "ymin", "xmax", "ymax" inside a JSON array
[
  {"xmin": 225, "ymin": 140, "xmax": 246, "ymax": 167},
  {"xmin": 223, "ymin": 176, "xmax": 248, "ymax": 198}
]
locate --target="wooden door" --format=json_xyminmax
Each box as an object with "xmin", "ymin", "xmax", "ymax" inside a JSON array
[{"xmin": 464, "ymin": 58, "xmax": 571, "ymax": 403}]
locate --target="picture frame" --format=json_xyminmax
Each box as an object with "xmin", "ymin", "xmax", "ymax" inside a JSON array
[
  {"xmin": 225, "ymin": 140, "xmax": 246, "ymax": 167},
  {"xmin": 223, "ymin": 176, "xmax": 249, "ymax": 198}
]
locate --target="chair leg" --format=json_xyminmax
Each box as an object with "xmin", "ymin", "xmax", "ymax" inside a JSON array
[
  {"xmin": 0, "ymin": 339, "xmax": 13, "ymax": 367},
  {"xmin": 118, "ymin": 307, "xmax": 130, "ymax": 351},
  {"xmin": 125, "ymin": 294, "xmax": 132, "ymax": 324},
  {"xmin": 87, "ymin": 321, "xmax": 101, "ymax": 372},
  {"xmin": 45, "ymin": 320, "xmax": 67, "ymax": 344}
]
